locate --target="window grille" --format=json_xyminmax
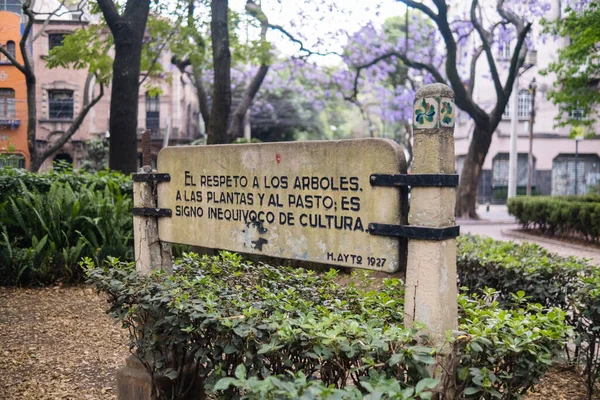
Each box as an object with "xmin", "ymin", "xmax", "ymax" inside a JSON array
[
  {"xmin": 48, "ymin": 90, "xmax": 74, "ymax": 119},
  {"xmin": 503, "ymin": 90, "xmax": 531, "ymax": 119},
  {"xmin": 0, "ymin": 153, "xmax": 25, "ymax": 168},
  {"xmin": 146, "ymin": 93, "xmax": 160, "ymax": 133},
  {"xmin": 0, "ymin": 0, "xmax": 21, "ymax": 14},
  {"xmin": 499, "ymin": 40, "xmax": 511, "ymax": 60},
  {"xmin": 0, "ymin": 88, "xmax": 15, "ymax": 117},
  {"xmin": 48, "ymin": 33, "xmax": 66, "ymax": 51}
]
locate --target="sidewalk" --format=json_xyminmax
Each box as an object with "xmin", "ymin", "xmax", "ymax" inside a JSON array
[
  {"xmin": 458, "ymin": 204, "xmax": 600, "ymax": 265},
  {"xmin": 456, "ymin": 204, "xmax": 517, "ymax": 225}
]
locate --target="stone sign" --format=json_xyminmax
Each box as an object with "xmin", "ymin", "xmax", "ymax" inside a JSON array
[{"xmin": 156, "ymin": 138, "xmax": 407, "ymax": 272}]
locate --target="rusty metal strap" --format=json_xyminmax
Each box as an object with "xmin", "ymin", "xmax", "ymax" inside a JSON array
[
  {"xmin": 367, "ymin": 223, "xmax": 460, "ymax": 240},
  {"xmin": 132, "ymin": 208, "xmax": 172, "ymax": 217},
  {"xmin": 132, "ymin": 173, "xmax": 171, "ymax": 183},
  {"xmin": 370, "ymin": 174, "xmax": 459, "ymax": 187}
]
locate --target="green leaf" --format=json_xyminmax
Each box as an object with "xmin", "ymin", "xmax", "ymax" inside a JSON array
[
  {"xmin": 464, "ymin": 387, "xmax": 481, "ymax": 395},
  {"xmin": 213, "ymin": 377, "xmax": 237, "ymax": 391},
  {"xmin": 235, "ymin": 364, "xmax": 247, "ymax": 380},
  {"xmin": 415, "ymin": 378, "xmax": 439, "ymax": 394}
]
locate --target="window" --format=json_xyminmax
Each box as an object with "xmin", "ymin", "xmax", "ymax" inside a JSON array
[
  {"xmin": 503, "ymin": 90, "xmax": 532, "ymax": 119},
  {"xmin": 48, "ymin": 33, "xmax": 66, "ymax": 51},
  {"xmin": 552, "ymin": 154, "xmax": 600, "ymax": 195},
  {"xmin": 0, "ymin": 0, "xmax": 21, "ymax": 14},
  {"xmin": 492, "ymin": 153, "xmax": 532, "ymax": 187},
  {"xmin": 6, "ymin": 41, "xmax": 15, "ymax": 58},
  {"xmin": 569, "ymin": 108, "xmax": 587, "ymax": 121},
  {"xmin": 0, "ymin": 88, "xmax": 15, "ymax": 117},
  {"xmin": 0, "ymin": 153, "xmax": 25, "ymax": 168},
  {"xmin": 146, "ymin": 93, "xmax": 160, "ymax": 133},
  {"xmin": 0, "ymin": 41, "xmax": 15, "ymax": 64},
  {"xmin": 48, "ymin": 90, "xmax": 73, "ymax": 119},
  {"xmin": 499, "ymin": 40, "xmax": 511, "ymax": 60}
]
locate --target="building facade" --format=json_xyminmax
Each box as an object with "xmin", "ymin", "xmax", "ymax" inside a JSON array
[
  {"xmin": 454, "ymin": 2, "xmax": 600, "ymax": 203},
  {"xmin": 1, "ymin": 0, "xmax": 200, "ymax": 170},
  {"xmin": 0, "ymin": 9, "xmax": 29, "ymax": 167}
]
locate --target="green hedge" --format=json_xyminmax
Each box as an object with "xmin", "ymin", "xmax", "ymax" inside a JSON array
[
  {"xmin": 86, "ymin": 252, "xmax": 570, "ymax": 400},
  {"xmin": 457, "ymin": 235, "xmax": 600, "ymax": 398},
  {"xmin": 507, "ymin": 196, "xmax": 600, "ymax": 241}
]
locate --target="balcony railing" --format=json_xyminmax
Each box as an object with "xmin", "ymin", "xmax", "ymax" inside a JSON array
[
  {"xmin": 136, "ymin": 127, "xmax": 181, "ymax": 139},
  {"xmin": 0, "ymin": 117, "xmax": 20, "ymax": 129}
]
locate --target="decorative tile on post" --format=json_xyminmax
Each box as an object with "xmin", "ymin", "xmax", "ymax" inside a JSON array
[
  {"xmin": 439, "ymin": 98, "xmax": 455, "ymax": 128},
  {"xmin": 413, "ymin": 97, "xmax": 439, "ymax": 129}
]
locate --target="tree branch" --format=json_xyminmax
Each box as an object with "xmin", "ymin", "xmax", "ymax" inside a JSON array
[
  {"xmin": 398, "ymin": 0, "xmax": 438, "ymax": 21},
  {"xmin": 468, "ymin": 46, "xmax": 484, "ymax": 96},
  {"xmin": 489, "ymin": 0, "xmax": 532, "ymax": 125},
  {"xmin": 20, "ymin": 0, "xmax": 36, "ymax": 78},
  {"xmin": 413, "ymin": 0, "xmax": 489, "ymax": 127},
  {"xmin": 227, "ymin": 0, "xmax": 272, "ymax": 138},
  {"xmin": 471, "ymin": 0, "xmax": 503, "ymax": 98},
  {"xmin": 186, "ymin": 68, "xmax": 210, "ymax": 132},
  {"xmin": 346, "ymin": 51, "xmax": 445, "ymax": 103},
  {"xmin": 31, "ymin": 0, "xmax": 81, "ymax": 42},
  {"xmin": 0, "ymin": 44, "xmax": 25, "ymax": 74},
  {"xmin": 96, "ymin": 0, "xmax": 121, "ymax": 31},
  {"xmin": 140, "ymin": 27, "xmax": 178, "ymax": 86},
  {"xmin": 492, "ymin": 21, "xmax": 532, "ymax": 125},
  {"xmin": 267, "ymin": 24, "xmax": 341, "ymax": 58}
]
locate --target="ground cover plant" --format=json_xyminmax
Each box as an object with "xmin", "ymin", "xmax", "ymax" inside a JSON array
[
  {"xmin": 0, "ymin": 178, "xmax": 133, "ymax": 285},
  {"xmin": 85, "ymin": 252, "xmax": 570, "ymax": 400},
  {"xmin": 457, "ymin": 235, "xmax": 600, "ymax": 399},
  {"xmin": 507, "ymin": 196, "xmax": 600, "ymax": 242}
]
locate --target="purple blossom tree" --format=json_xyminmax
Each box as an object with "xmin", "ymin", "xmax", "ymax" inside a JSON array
[
  {"xmin": 172, "ymin": 0, "xmax": 342, "ymax": 145},
  {"xmin": 341, "ymin": 0, "xmax": 556, "ymax": 218}
]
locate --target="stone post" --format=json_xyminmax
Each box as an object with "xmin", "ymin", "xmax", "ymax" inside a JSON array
[
  {"xmin": 404, "ymin": 84, "xmax": 458, "ymax": 342},
  {"xmin": 133, "ymin": 131, "xmax": 172, "ymax": 275},
  {"xmin": 119, "ymin": 132, "xmax": 172, "ymax": 400}
]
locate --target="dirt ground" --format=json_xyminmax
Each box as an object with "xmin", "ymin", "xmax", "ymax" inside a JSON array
[
  {"xmin": 0, "ymin": 286, "xmax": 593, "ymax": 399},
  {"xmin": 0, "ymin": 286, "xmax": 128, "ymax": 400}
]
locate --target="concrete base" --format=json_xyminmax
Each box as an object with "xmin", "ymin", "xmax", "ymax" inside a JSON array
[
  {"xmin": 117, "ymin": 356, "xmax": 153, "ymax": 400},
  {"xmin": 116, "ymin": 355, "xmax": 206, "ymax": 400}
]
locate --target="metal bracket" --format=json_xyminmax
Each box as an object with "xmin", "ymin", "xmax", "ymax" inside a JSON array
[
  {"xmin": 368, "ymin": 223, "xmax": 460, "ymax": 240},
  {"xmin": 132, "ymin": 173, "xmax": 171, "ymax": 183},
  {"xmin": 370, "ymin": 174, "xmax": 458, "ymax": 187},
  {"xmin": 132, "ymin": 208, "xmax": 172, "ymax": 217}
]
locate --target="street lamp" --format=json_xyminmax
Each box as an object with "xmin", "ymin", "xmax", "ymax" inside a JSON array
[
  {"xmin": 526, "ymin": 78, "xmax": 537, "ymax": 196},
  {"xmin": 508, "ymin": 51, "xmax": 537, "ymax": 199}
]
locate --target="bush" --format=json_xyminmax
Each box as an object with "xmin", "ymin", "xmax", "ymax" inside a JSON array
[
  {"xmin": 570, "ymin": 271, "xmax": 600, "ymax": 398},
  {"xmin": 0, "ymin": 162, "xmax": 132, "ymax": 204},
  {"xmin": 457, "ymin": 235, "xmax": 591, "ymax": 313},
  {"xmin": 507, "ymin": 196, "xmax": 600, "ymax": 241},
  {"xmin": 85, "ymin": 252, "xmax": 570, "ymax": 400},
  {"xmin": 0, "ymin": 180, "xmax": 133, "ymax": 285},
  {"xmin": 455, "ymin": 289, "xmax": 570, "ymax": 398},
  {"xmin": 457, "ymin": 235, "xmax": 600, "ymax": 399}
]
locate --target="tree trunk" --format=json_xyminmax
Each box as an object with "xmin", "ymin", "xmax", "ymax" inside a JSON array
[
  {"xmin": 25, "ymin": 74, "xmax": 41, "ymax": 171},
  {"xmin": 227, "ymin": 64, "xmax": 269, "ymax": 140},
  {"xmin": 108, "ymin": 37, "xmax": 142, "ymax": 172},
  {"xmin": 192, "ymin": 67, "xmax": 210, "ymax": 134},
  {"xmin": 98, "ymin": 0, "xmax": 150, "ymax": 173},
  {"xmin": 455, "ymin": 125, "xmax": 493, "ymax": 219},
  {"xmin": 108, "ymin": 28, "xmax": 146, "ymax": 173},
  {"xmin": 207, "ymin": 0, "xmax": 231, "ymax": 144}
]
